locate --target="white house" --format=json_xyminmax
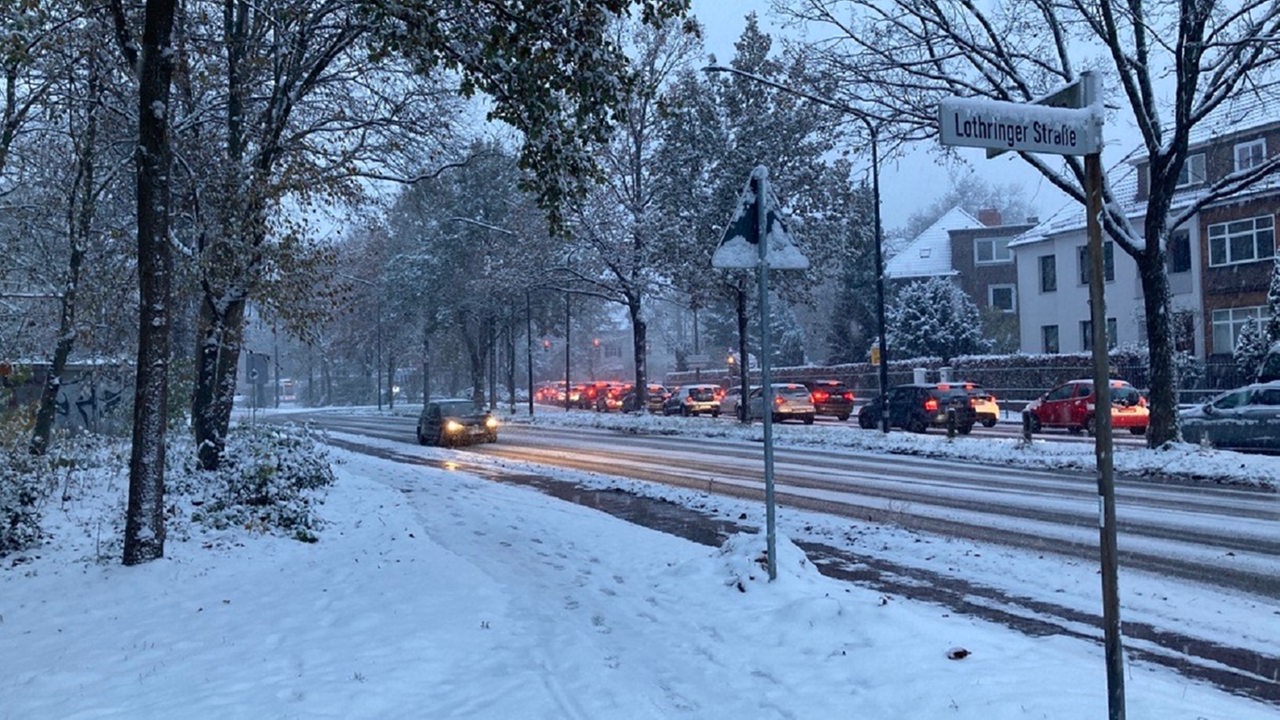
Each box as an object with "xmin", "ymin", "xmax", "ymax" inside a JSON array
[{"xmin": 1011, "ymin": 94, "xmax": 1278, "ymax": 365}]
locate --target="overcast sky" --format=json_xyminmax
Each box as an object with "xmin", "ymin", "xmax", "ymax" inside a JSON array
[{"xmin": 686, "ymin": 0, "xmax": 1080, "ymax": 235}]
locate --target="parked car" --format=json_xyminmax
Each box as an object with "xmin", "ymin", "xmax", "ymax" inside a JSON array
[
  {"xmin": 1180, "ymin": 381, "xmax": 1280, "ymax": 452},
  {"xmin": 1024, "ymin": 378, "xmax": 1148, "ymax": 436},
  {"xmin": 803, "ymin": 379, "xmax": 855, "ymax": 421},
  {"xmin": 745, "ymin": 383, "xmax": 816, "ymax": 424},
  {"xmin": 662, "ymin": 384, "xmax": 722, "ymax": 416},
  {"xmin": 417, "ymin": 399, "xmax": 498, "ymax": 446},
  {"xmin": 857, "ymin": 383, "xmax": 976, "ymax": 434}
]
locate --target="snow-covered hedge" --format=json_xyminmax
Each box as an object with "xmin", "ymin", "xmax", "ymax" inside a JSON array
[
  {"xmin": 172, "ymin": 423, "xmax": 336, "ymax": 543},
  {"xmin": 1, "ymin": 420, "xmax": 336, "ymax": 558}
]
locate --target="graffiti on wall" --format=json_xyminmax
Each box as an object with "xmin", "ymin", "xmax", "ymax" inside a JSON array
[{"xmin": 55, "ymin": 369, "xmax": 127, "ymax": 431}]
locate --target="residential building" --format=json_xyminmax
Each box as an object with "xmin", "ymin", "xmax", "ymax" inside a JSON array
[
  {"xmin": 885, "ymin": 206, "xmax": 1035, "ymax": 353},
  {"xmin": 1012, "ymin": 95, "xmax": 1279, "ymax": 366}
]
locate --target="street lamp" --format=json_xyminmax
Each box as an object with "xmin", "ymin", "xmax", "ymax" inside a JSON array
[{"xmin": 703, "ymin": 65, "xmax": 891, "ymax": 432}]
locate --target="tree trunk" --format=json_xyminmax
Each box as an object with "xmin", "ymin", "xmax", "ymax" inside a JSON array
[
  {"xmin": 386, "ymin": 346, "xmax": 396, "ymax": 409},
  {"xmin": 123, "ymin": 0, "xmax": 178, "ymax": 567},
  {"xmin": 191, "ymin": 295, "xmax": 246, "ymax": 471},
  {"xmin": 735, "ymin": 287, "xmax": 750, "ymax": 422},
  {"xmin": 421, "ymin": 329, "xmax": 431, "ymax": 404},
  {"xmin": 628, "ymin": 297, "xmax": 647, "ymax": 410},
  {"xmin": 31, "ymin": 59, "xmax": 100, "ymax": 455},
  {"xmin": 1137, "ymin": 243, "xmax": 1179, "ymax": 447}
]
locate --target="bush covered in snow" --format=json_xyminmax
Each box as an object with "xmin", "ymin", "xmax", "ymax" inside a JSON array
[
  {"xmin": 2, "ymin": 419, "xmax": 336, "ymax": 559},
  {"xmin": 0, "ymin": 415, "xmax": 125, "ymax": 558},
  {"xmin": 172, "ymin": 423, "xmax": 336, "ymax": 543}
]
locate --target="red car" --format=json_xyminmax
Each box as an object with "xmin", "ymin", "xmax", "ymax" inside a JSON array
[{"xmin": 1024, "ymin": 378, "xmax": 1149, "ymax": 436}]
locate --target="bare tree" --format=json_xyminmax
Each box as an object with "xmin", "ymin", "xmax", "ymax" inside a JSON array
[
  {"xmin": 781, "ymin": 0, "xmax": 1280, "ymax": 445},
  {"xmin": 110, "ymin": 0, "xmax": 179, "ymax": 566},
  {"xmin": 563, "ymin": 17, "xmax": 703, "ymax": 410}
]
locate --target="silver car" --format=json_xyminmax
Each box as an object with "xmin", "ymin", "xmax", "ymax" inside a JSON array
[
  {"xmin": 746, "ymin": 383, "xmax": 816, "ymax": 424},
  {"xmin": 1180, "ymin": 381, "xmax": 1280, "ymax": 453}
]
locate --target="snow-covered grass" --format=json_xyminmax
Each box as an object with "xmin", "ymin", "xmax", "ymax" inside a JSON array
[{"xmin": 2, "ymin": 408, "xmax": 1275, "ymax": 718}]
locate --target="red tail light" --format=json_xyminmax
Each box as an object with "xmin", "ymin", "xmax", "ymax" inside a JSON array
[
  {"xmin": 924, "ymin": 398, "xmax": 939, "ymax": 412},
  {"xmin": 842, "ymin": 391, "xmax": 854, "ymax": 401},
  {"xmin": 774, "ymin": 395, "xmax": 785, "ymax": 406},
  {"xmin": 812, "ymin": 390, "xmax": 829, "ymax": 402}
]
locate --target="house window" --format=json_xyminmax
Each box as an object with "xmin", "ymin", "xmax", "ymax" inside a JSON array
[
  {"xmin": 1234, "ymin": 139, "xmax": 1266, "ymax": 173},
  {"xmin": 1208, "ymin": 215, "xmax": 1275, "ymax": 266},
  {"xmin": 1078, "ymin": 241, "xmax": 1115, "ymax": 284},
  {"xmin": 989, "ymin": 284, "xmax": 1016, "ymax": 313},
  {"xmin": 1176, "ymin": 153, "xmax": 1206, "ymax": 187},
  {"xmin": 1041, "ymin": 325, "xmax": 1059, "ymax": 354},
  {"xmin": 1039, "ymin": 254, "xmax": 1057, "ymax": 292},
  {"xmin": 1167, "ymin": 229, "xmax": 1191, "ymax": 274},
  {"xmin": 1081, "ymin": 318, "xmax": 1118, "ymax": 352},
  {"xmin": 974, "ymin": 236, "xmax": 1013, "ymax": 265},
  {"xmin": 1211, "ymin": 306, "xmax": 1265, "ymax": 355}
]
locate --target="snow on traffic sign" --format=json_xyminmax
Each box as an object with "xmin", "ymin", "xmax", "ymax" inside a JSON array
[{"xmin": 712, "ymin": 166, "xmax": 809, "ymax": 270}]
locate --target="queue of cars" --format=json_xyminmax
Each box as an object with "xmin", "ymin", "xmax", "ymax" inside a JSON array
[{"xmin": 436, "ymin": 372, "xmax": 1277, "ymax": 454}]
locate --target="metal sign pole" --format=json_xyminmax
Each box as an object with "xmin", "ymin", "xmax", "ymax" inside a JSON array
[
  {"xmin": 756, "ymin": 168, "xmax": 777, "ymax": 582},
  {"xmin": 1084, "ymin": 78, "xmax": 1126, "ymax": 720}
]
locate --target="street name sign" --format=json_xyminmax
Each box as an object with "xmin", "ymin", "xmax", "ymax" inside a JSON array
[{"xmin": 939, "ymin": 96, "xmax": 1101, "ymax": 156}]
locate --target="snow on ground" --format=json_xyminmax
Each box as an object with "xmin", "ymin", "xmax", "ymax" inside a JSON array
[{"xmin": 3, "ymin": 404, "xmax": 1277, "ymax": 718}]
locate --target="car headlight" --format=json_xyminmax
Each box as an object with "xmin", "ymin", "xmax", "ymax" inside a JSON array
[
  {"xmin": 444, "ymin": 420, "xmax": 464, "ymax": 434},
  {"xmin": 484, "ymin": 416, "xmax": 498, "ymax": 430}
]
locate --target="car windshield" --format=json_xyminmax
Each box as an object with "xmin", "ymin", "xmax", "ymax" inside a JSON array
[
  {"xmin": 777, "ymin": 387, "xmax": 811, "ymax": 400},
  {"xmin": 437, "ymin": 400, "xmax": 481, "ymax": 416}
]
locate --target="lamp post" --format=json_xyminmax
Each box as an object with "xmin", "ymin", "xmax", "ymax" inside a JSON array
[{"xmin": 703, "ymin": 65, "xmax": 890, "ymax": 432}]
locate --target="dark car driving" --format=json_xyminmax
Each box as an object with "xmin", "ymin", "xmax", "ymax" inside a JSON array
[
  {"xmin": 857, "ymin": 383, "xmax": 976, "ymax": 434},
  {"xmin": 802, "ymin": 379, "xmax": 855, "ymax": 421},
  {"xmin": 416, "ymin": 399, "xmax": 499, "ymax": 446}
]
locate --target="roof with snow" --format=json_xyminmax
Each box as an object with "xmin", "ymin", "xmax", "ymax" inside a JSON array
[
  {"xmin": 1014, "ymin": 89, "xmax": 1280, "ymax": 245},
  {"xmin": 884, "ymin": 206, "xmax": 982, "ymax": 280}
]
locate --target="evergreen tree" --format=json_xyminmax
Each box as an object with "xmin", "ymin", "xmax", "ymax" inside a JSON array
[
  {"xmin": 1233, "ymin": 320, "xmax": 1267, "ymax": 383},
  {"xmin": 884, "ymin": 277, "xmax": 990, "ymax": 363}
]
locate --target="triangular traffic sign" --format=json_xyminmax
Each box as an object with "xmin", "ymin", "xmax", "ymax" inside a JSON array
[{"xmin": 712, "ymin": 166, "xmax": 809, "ymax": 270}]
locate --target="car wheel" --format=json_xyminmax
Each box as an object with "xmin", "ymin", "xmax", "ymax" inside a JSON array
[
  {"xmin": 837, "ymin": 413, "xmax": 850, "ymax": 422},
  {"xmin": 958, "ymin": 423, "xmax": 974, "ymax": 435},
  {"xmin": 712, "ymin": 410, "xmax": 720, "ymax": 418},
  {"xmin": 681, "ymin": 405, "xmax": 690, "ymax": 417},
  {"xmin": 416, "ymin": 426, "xmax": 428, "ymax": 445},
  {"xmin": 1068, "ymin": 426, "xmax": 1083, "ymax": 435},
  {"xmin": 908, "ymin": 417, "xmax": 928, "ymax": 433},
  {"xmin": 982, "ymin": 418, "xmax": 997, "ymax": 428},
  {"xmin": 1129, "ymin": 426, "xmax": 1146, "ymax": 436},
  {"xmin": 1084, "ymin": 415, "xmax": 1097, "ymax": 437},
  {"xmin": 1027, "ymin": 413, "xmax": 1042, "ymax": 433},
  {"xmin": 858, "ymin": 411, "xmax": 874, "ymax": 429},
  {"xmin": 803, "ymin": 414, "xmax": 815, "ymax": 425}
]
